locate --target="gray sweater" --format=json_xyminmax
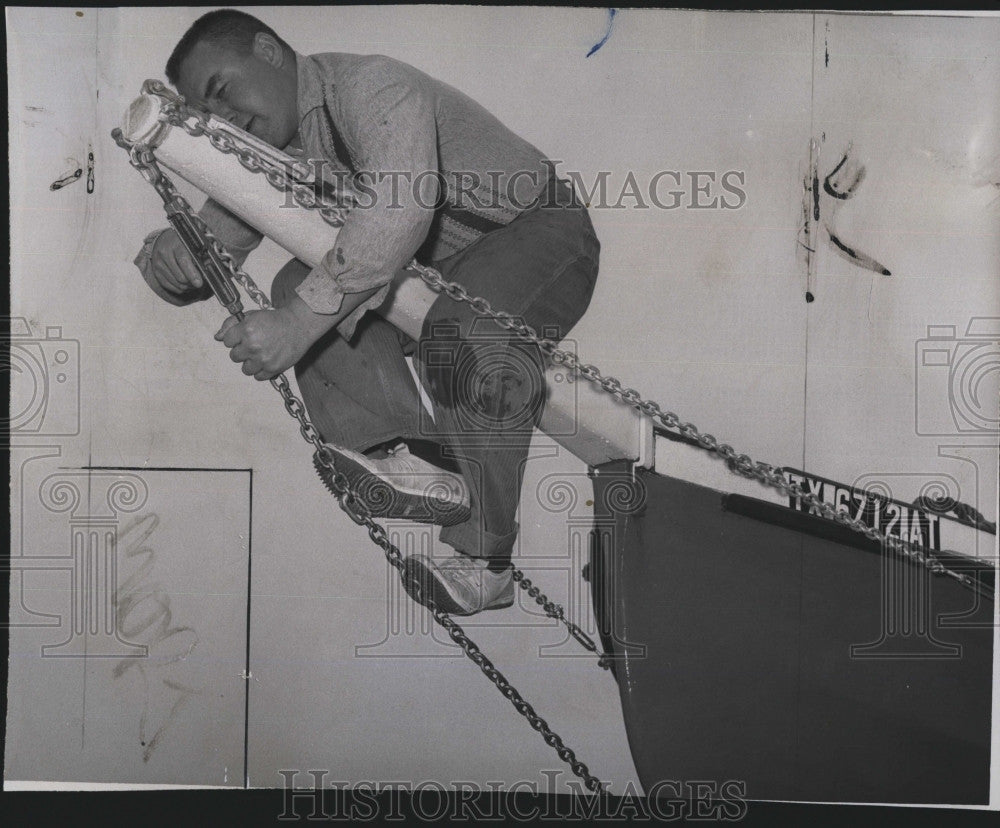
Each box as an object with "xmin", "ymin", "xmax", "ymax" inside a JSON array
[{"xmin": 193, "ymin": 51, "xmax": 553, "ymax": 340}]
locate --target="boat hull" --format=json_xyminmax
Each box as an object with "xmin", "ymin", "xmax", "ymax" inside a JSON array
[{"xmin": 589, "ymin": 460, "xmax": 994, "ymax": 804}]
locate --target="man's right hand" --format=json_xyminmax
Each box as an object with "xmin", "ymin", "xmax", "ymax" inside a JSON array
[{"xmin": 140, "ymin": 229, "xmax": 213, "ymax": 306}]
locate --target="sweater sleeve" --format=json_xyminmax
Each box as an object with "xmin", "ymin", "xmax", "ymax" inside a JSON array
[{"xmin": 293, "ymin": 56, "xmax": 439, "ymax": 341}]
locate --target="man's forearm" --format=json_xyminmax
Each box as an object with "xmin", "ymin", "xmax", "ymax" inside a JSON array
[{"xmin": 283, "ymin": 283, "xmax": 385, "ymax": 344}]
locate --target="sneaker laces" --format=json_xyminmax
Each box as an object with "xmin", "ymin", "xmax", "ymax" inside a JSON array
[
  {"xmin": 439, "ymin": 556, "xmax": 495, "ymax": 590},
  {"xmin": 437, "ymin": 555, "xmax": 485, "ymax": 578},
  {"xmin": 377, "ymin": 443, "xmax": 441, "ymax": 476},
  {"xmin": 373, "ymin": 445, "xmax": 468, "ymax": 502},
  {"xmin": 385, "ymin": 442, "xmax": 408, "ymax": 458}
]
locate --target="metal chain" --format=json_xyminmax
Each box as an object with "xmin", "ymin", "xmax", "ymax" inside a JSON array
[
  {"xmin": 114, "ymin": 127, "xmax": 606, "ymax": 793},
  {"xmin": 512, "ymin": 570, "xmax": 615, "ymax": 670},
  {"xmin": 154, "ymin": 97, "xmax": 991, "ymax": 595}
]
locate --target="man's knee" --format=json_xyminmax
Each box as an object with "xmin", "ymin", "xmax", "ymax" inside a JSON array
[
  {"xmin": 270, "ymin": 258, "xmax": 312, "ymax": 309},
  {"xmin": 418, "ymin": 325, "xmax": 545, "ymax": 424}
]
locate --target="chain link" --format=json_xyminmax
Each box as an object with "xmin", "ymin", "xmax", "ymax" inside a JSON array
[
  {"xmin": 113, "ymin": 113, "xmax": 606, "ymax": 793},
  {"xmin": 512, "ymin": 570, "xmax": 615, "ymax": 670}
]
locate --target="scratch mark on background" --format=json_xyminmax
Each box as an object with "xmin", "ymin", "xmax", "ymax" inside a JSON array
[
  {"xmin": 812, "ymin": 140, "xmax": 891, "ymax": 279},
  {"xmin": 826, "ymin": 227, "xmax": 892, "ymax": 275},
  {"xmin": 812, "ymin": 169, "xmax": 820, "ymax": 220},
  {"xmin": 587, "ymin": 8, "xmax": 617, "ymax": 57},
  {"xmin": 798, "ymin": 138, "xmax": 820, "ymax": 301},
  {"xmin": 112, "ymin": 513, "xmax": 203, "ymax": 762},
  {"xmin": 823, "ymin": 143, "xmax": 866, "ymax": 199}
]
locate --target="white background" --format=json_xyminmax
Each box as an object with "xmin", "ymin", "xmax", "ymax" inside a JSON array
[{"xmin": 6, "ymin": 6, "xmax": 999, "ymax": 803}]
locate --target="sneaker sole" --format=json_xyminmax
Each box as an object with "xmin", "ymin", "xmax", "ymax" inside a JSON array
[
  {"xmin": 402, "ymin": 556, "xmax": 515, "ymax": 616},
  {"xmin": 315, "ymin": 448, "xmax": 471, "ymax": 527}
]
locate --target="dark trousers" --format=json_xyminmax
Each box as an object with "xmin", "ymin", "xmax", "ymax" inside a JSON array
[{"xmin": 271, "ymin": 176, "xmax": 600, "ymax": 561}]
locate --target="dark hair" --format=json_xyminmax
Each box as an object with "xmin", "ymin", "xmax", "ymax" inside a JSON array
[{"xmin": 165, "ymin": 9, "xmax": 289, "ymax": 85}]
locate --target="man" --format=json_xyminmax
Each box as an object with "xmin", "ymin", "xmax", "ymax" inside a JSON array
[{"xmin": 135, "ymin": 9, "xmax": 600, "ymax": 614}]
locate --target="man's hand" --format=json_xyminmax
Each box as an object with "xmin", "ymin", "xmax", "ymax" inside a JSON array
[
  {"xmin": 215, "ymin": 286, "xmax": 381, "ymax": 381},
  {"xmin": 214, "ymin": 306, "xmax": 319, "ymax": 381},
  {"xmin": 141, "ymin": 229, "xmax": 213, "ymax": 306}
]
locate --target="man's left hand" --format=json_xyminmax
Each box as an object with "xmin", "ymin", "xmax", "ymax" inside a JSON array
[{"xmin": 215, "ymin": 307, "xmax": 315, "ymax": 381}]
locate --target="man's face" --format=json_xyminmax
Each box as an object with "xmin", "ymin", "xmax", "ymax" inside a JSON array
[{"xmin": 175, "ymin": 35, "xmax": 299, "ymax": 149}]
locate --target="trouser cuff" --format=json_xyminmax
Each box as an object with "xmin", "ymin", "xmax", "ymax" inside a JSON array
[{"xmin": 439, "ymin": 521, "xmax": 519, "ymax": 561}]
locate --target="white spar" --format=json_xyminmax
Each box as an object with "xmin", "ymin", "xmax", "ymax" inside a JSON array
[{"xmin": 121, "ymin": 86, "xmax": 654, "ymax": 468}]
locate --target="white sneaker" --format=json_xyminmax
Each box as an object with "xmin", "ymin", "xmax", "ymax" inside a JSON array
[
  {"xmin": 402, "ymin": 553, "xmax": 515, "ymax": 615},
  {"xmin": 314, "ymin": 442, "xmax": 470, "ymax": 526}
]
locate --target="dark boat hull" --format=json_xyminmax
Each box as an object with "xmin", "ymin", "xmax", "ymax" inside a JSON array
[{"xmin": 589, "ymin": 460, "xmax": 994, "ymax": 804}]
